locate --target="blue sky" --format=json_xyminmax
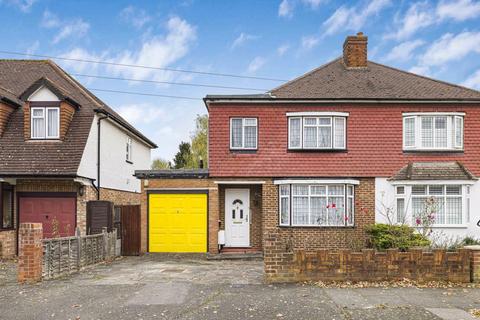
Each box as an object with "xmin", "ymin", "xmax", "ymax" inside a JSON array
[{"xmin": 1, "ymin": 0, "xmax": 480, "ymax": 162}]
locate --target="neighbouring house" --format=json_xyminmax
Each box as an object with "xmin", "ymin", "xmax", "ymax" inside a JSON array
[
  {"xmin": 0, "ymin": 60, "xmax": 156, "ymax": 258},
  {"xmin": 135, "ymin": 32, "xmax": 480, "ymax": 257}
]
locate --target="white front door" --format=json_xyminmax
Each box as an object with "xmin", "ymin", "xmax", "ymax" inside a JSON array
[{"xmin": 225, "ymin": 189, "xmax": 250, "ymax": 247}]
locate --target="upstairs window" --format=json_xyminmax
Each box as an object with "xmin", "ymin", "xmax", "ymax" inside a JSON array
[
  {"xmin": 31, "ymin": 107, "xmax": 60, "ymax": 139},
  {"xmin": 403, "ymin": 113, "xmax": 464, "ymax": 151},
  {"xmin": 126, "ymin": 137, "xmax": 133, "ymax": 162},
  {"xmin": 230, "ymin": 118, "xmax": 257, "ymax": 150},
  {"xmin": 288, "ymin": 114, "xmax": 347, "ymax": 150}
]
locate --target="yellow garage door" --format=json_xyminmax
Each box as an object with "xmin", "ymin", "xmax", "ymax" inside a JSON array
[{"xmin": 149, "ymin": 193, "xmax": 207, "ymax": 253}]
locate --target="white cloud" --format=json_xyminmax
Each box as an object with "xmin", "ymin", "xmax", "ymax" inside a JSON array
[
  {"xmin": 301, "ymin": 0, "xmax": 324, "ymax": 9},
  {"xmin": 420, "ymin": 31, "xmax": 480, "ymax": 66},
  {"xmin": 383, "ymin": 39, "xmax": 425, "ymax": 62},
  {"xmin": 40, "ymin": 10, "xmax": 90, "ymax": 44},
  {"xmin": 1, "ymin": 0, "xmax": 36, "ymax": 12},
  {"xmin": 60, "ymin": 16, "xmax": 196, "ymax": 84},
  {"xmin": 463, "ymin": 69, "xmax": 480, "ymax": 89},
  {"xmin": 53, "ymin": 19, "xmax": 90, "ymax": 44},
  {"xmin": 301, "ymin": 35, "xmax": 319, "ymax": 50},
  {"xmin": 231, "ymin": 32, "xmax": 259, "ymax": 49},
  {"xmin": 247, "ymin": 56, "xmax": 266, "ymax": 73},
  {"xmin": 277, "ymin": 44, "xmax": 290, "ymax": 56},
  {"xmin": 117, "ymin": 103, "xmax": 165, "ymax": 125},
  {"xmin": 323, "ymin": 0, "xmax": 391, "ymax": 36},
  {"xmin": 409, "ymin": 65, "xmax": 431, "ymax": 76},
  {"xmin": 119, "ymin": 5, "xmax": 151, "ymax": 28},
  {"xmin": 387, "ymin": 2, "xmax": 434, "ymax": 40},
  {"xmin": 436, "ymin": 0, "xmax": 480, "ymax": 21},
  {"xmin": 278, "ymin": 0, "xmax": 294, "ymax": 18}
]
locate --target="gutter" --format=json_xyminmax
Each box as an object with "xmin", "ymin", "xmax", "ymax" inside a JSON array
[
  {"xmin": 204, "ymin": 98, "xmax": 480, "ymax": 105},
  {"xmin": 96, "ymin": 114, "xmax": 108, "ymax": 200}
]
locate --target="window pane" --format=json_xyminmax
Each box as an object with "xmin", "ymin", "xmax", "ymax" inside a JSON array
[
  {"xmin": 311, "ymin": 197, "xmax": 327, "ymax": 225},
  {"xmin": 304, "ymin": 126, "xmax": 317, "ymax": 147},
  {"xmin": 435, "ymin": 117, "xmax": 447, "ymax": 148},
  {"xmin": 311, "ymin": 185, "xmax": 326, "ymax": 195},
  {"xmin": 32, "ymin": 117, "xmax": 45, "ymax": 138},
  {"xmin": 455, "ymin": 117, "xmax": 463, "ymax": 148},
  {"xmin": 289, "ymin": 118, "xmax": 301, "ymax": 148},
  {"xmin": 280, "ymin": 185, "xmax": 290, "ymax": 196},
  {"xmin": 244, "ymin": 126, "xmax": 257, "ymax": 148},
  {"xmin": 328, "ymin": 196, "xmax": 345, "ymax": 226},
  {"xmin": 429, "ymin": 185, "xmax": 444, "ymax": 195},
  {"xmin": 231, "ymin": 119, "xmax": 243, "ymax": 148},
  {"xmin": 396, "ymin": 186, "xmax": 405, "ymax": 195},
  {"xmin": 347, "ymin": 185, "xmax": 354, "ymax": 196},
  {"xmin": 347, "ymin": 196, "xmax": 354, "ymax": 225},
  {"xmin": 412, "ymin": 185, "xmax": 427, "ymax": 195},
  {"xmin": 244, "ymin": 118, "xmax": 256, "ymax": 126},
  {"xmin": 33, "ymin": 108, "xmax": 44, "ymax": 117},
  {"xmin": 328, "ymin": 185, "xmax": 344, "ymax": 195},
  {"xmin": 421, "ymin": 117, "xmax": 433, "ymax": 148},
  {"xmin": 304, "ymin": 118, "xmax": 317, "ymax": 125},
  {"xmin": 318, "ymin": 117, "xmax": 331, "ymax": 125},
  {"xmin": 292, "ymin": 185, "xmax": 308, "ymax": 196},
  {"xmin": 446, "ymin": 197, "xmax": 462, "ymax": 224},
  {"xmin": 404, "ymin": 117, "xmax": 415, "ymax": 147},
  {"xmin": 318, "ymin": 126, "xmax": 331, "ymax": 148},
  {"xmin": 446, "ymin": 185, "xmax": 461, "ymax": 195},
  {"xmin": 47, "ymin": 108, "xmax": 59, "ymax": 137},
  {"xmin": 2, "ymin": 188, "xmax": 13, "ymax": 228},
  {"xmin": 292, "ymin": 197, "xmax": 309, "ymax": 225},
  {"xmin": 334, "ymin": 117, "xmax": 345, "ymax": 149},
  {"xmin": 396, "ymin": 198, "xmax": 405, "ymax": 223},
  {"xmin": 280, "ymin": 197, "xmax": 290, "ymax": 225}
]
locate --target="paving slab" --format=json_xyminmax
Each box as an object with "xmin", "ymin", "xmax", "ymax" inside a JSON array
[{"xmin": 426, "ymin": 308, "xmax": 477, "ymax": 320}]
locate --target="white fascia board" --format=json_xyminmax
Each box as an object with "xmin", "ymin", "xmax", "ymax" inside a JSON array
[
  {"xmin": 214, "ymin": 180, "xmax": 266, "ymax": 185},
  {"xmin": 274, "ymin": 179, "xmax": 360, "ymax": 185},
  {"xmin": 286, "ymin": 111, "xmax": 349, "ymax": 117},
  {"xmin": 402, "ymin": 112, "xmax": 466, "ymax": 117},
  {"xmin": 390, "ymin": 180, "xmax": 476, "ymax": 185}
]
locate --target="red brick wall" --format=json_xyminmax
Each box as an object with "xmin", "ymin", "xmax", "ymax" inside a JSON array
[
  {"xmin": 0, "ymin": 230, "xmax": 16, "ymax": 258},
  {"xmin": 17, "ymin": 223, "xmax": 43, "ymax": 283},
  {"xmin": 208, "ymin": 104, "xmax": 480, "ymax": 177}
]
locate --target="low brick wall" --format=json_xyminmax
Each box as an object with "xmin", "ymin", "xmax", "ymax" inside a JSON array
[
  {"xmin": 266, "ymin": 248, "xmax": 473, "ymax": 283},
  {"xmin": 0, "ymin": 230, "xmax": 16, "ymax": 258}
]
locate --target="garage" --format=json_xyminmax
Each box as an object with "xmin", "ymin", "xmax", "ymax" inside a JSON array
[
  {"xmin": 148, "ymin": 192, "xmax": 207, "ymax": 253},
  {"xmin": 19, "ymin": 193, "xmax": 76, "ymax": 238}
]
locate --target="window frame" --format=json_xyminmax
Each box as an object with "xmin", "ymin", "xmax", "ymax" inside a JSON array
[
  {"xmin": 229, "ymin": 117, "xmax": 258, "ymax": 150},
  {"xmin": 0, "ymin": 183, "xmax": 14, "ymax": 231},
  {"xmin": 288, "ymin": 116, "xmax": 346, "ymax": 150},
  {"xmin": 30, "ymin": 106, "xmax": 60, "ymax": 139},
  {"xmin": 279, "ymin": 183, "xmax": 355, "ymax": 227},
  {"xmin": 402, "ymin": 113, "xmax": 464, "ymax": 151},
  {"xmin": 394, "ymin": 183, "xmax": 469, "ymax": 227},
  {"xmin": 126, "ymin": 136, "xmax": 133, "ymax": 163}
]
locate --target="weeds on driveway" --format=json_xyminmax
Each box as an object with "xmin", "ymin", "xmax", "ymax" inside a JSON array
[{"xmin": 308, "ymin": 278, "xmax": 480, "ymax": 289}]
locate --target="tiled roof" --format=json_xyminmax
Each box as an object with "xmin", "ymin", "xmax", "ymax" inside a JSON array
[
  {"xmin": 0, "ymin": 59, "xmax": 155, "ymax": 176},
  {"xmin": 389, "ymin": 162, "xmax": 477, "ymax": 181}
]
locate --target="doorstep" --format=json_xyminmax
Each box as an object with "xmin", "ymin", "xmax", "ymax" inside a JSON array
[{"xmin": 207, "ymin": 247, "xmax": 263, "ymax": 260}]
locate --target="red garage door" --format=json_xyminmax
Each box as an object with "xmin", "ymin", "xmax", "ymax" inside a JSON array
[{"xmin": 19, "ymin": 195, "xmax": 76, "ymax": 238}]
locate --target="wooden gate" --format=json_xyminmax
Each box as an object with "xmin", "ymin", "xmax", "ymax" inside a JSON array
[
  {"xmin": 86, "ymin": 201, "xmax": 113, "ymax": 235},
  {"xmin": 118, "ymin": 205, "xmax": 141, "ymax": 256}
]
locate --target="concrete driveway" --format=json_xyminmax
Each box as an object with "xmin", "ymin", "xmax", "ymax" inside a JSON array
[{"xmin": 0, "ymin": 255, "xmax": 479, "ymax": 320}]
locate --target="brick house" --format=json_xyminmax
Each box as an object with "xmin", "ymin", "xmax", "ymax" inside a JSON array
[
  {"xmin": 136, "ymin": 33, "xmax": 480, "ymax": 257},
  {"xmin": 0, "ymin": 60, "xmax": 156, "ymax": 258}
]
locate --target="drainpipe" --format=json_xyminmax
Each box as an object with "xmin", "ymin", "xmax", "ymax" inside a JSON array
[{"xmin": 97, "ymin": 114, "xmax": 108, "ymax": 200}]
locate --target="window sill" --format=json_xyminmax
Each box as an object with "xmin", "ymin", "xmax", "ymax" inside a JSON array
[
  {"xmin": 230, "ymin": 149, "xmax": 257, "ymax": 154},
  {"xmin": 288, "ymin": 148, "xmax": 347, "ymax": 153},
  {"xmin": 126, "ymin": 160, "xmax": 133, "ymax": 164},
  {"xmin": 28, "ymin": 138, "xmax": 61, "ymax": 142},
  {"xmin": 279, "ymin": 225, "xmax": 355, "ymax": 228},
  {"xmin": 423, "ymin": 225, "xmax": 468, "ymax": 229},
  {"xmin": 0, "ymin": 228, "xmax": 15, "ymax": 232},
  {"xmin": 403, "ymin": 149, "xmax": 464, "ymax": 154}
]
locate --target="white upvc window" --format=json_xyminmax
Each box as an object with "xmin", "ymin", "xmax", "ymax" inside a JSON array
[
  {"xmin": 279, "ymin": 184, "xmax": 354, "ymax": 227},
  {"xmin": 394, "ymin": 184, "xmax": 470, "ymax": 227},
  {"xmin": 31, "ymin": 106, "xmax": 60, "ymax": 139},
  {"xmin": 288, "ymin": 116, "xmax": 346, "ymax": 150},
  {"xmin": 230, "ymin": 118, "xmax": 257, "ymax": 150},
  {"xmin": 402, "ymin": 113, "xmax": 464, "ymax": 151},
  {"xmin": 126, "ymin": 137, "xmax": 132, "ymax": 162}
]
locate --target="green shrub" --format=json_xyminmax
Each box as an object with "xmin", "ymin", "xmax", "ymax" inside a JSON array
[
  {"xmin": 365, "ymin": 224, "xmax": 431, "ymax": 251},
  {"xmin": 462, "ymin": 236, "xmax": 480, "ymax": 246}
]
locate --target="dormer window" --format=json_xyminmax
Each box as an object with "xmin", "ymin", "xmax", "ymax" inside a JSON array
[{"xmin": 31, "ymin": 106, "xmax": 60, "ymax": 139}]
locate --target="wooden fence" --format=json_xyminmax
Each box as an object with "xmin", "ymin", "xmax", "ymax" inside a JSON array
[{"xmin": 42, "ymin": 228, "xmax": 118, "ymax": 279}]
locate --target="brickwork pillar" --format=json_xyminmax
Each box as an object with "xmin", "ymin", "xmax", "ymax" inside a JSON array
[
  {"xmin": 464, "ymin": 245, "xmax": 480, "ymax": 283},
  {"xmin": 18, "ymin": 223, "xmax": 43, "ymax": 283}
]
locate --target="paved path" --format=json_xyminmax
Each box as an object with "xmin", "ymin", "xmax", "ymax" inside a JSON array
[{"xmin": 0, "ymin": 255, "xmax": 479, "ymax": 320}]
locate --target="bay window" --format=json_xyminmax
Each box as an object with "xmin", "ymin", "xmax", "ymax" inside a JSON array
[
  {"xmin": 279, "ymin": 183, "xmax": 355, "ymax": 227},
  {"xmin": 403, "ymin": 113, "xmax": 464, "ymax": 151},
  {"xmin": 394, "ymin": 184, "xmax": 469, "ymax": 226},
  {"xmin": 287, "ymin": 112, "xmax": 347, "ymax": 150},
  {"xmin": 31, "ymin": 106, "xmax": 60, "ymax": 139},
  {"xmin": 230, "ymin": 118, "xmax": 258, "ymax": 150}
]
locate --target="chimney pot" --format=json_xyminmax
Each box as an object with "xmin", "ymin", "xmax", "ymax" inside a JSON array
[{"xmin": 343, "ymin": 32, "xmax": 368, "ymax": 68}]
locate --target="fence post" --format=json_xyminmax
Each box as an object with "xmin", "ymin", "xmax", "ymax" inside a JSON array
[
  {"xmin": 76, "ymin": 227, "xmax": 81, "ymax": 270},
  {"xmin": 464, "ymin": 245, "xmax": 480, "ymax": 283},
  {"xmin": 102, "ymin": 227, "xmax": 108, "ymax": 260},
  {"xmin": 18, "ymin": 223, "xmax": 43, "ymax": 283}
]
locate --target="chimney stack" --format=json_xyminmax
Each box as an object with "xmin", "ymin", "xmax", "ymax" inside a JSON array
[{"xmin": 343, "ymin": 32, "xmax": 368, "ymax": 68}]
